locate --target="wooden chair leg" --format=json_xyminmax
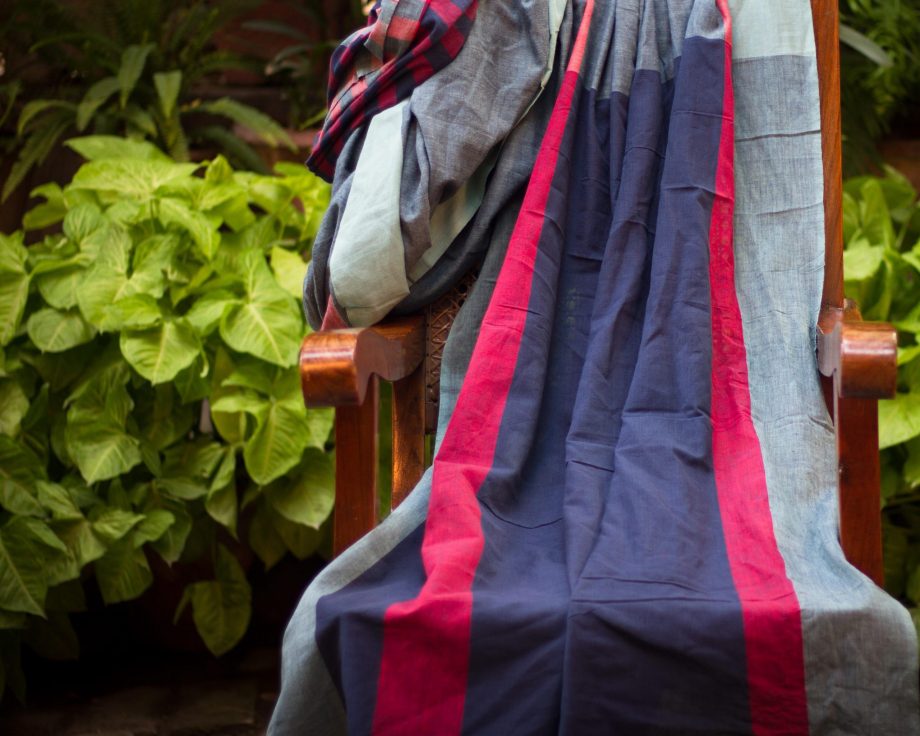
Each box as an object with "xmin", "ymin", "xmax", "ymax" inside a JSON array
[
  {"xmin": 835, "ymin": 384, "xmax": 884, "ymax": 586},
  {"xmin": 333, "ymin": 377, "xmax": 379, "ymax": 556},
  {"xmin": 391, "ymin": 363, "xmax": 426, "ymax": 509}
]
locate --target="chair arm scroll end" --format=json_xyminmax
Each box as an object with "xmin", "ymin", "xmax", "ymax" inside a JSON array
[
  {"xmin": 817, "ymin": 301, "xmax": 897, "ymax": 399},
  {"xmin": 299, "ymin": 315, "xmax": 425, "ymax": 408}
]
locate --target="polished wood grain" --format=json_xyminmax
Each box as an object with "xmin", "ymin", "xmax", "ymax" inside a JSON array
[
  {"xmin": 817, "ymin": 302, "xmax": 897, "ymax": 399},
  {"xmin": 391, "ymin": 362, "xmax": 426, "ymax": 508},
  {"xmin": 835, "ymin": 389, "xmax": 884, "ymax": 586},
  {"xmin": 300, "ymin": 316, "xmax": 424, "ymax": 555},
  {"xmin": 333, "ymin": 378, "xmax": 379, "ymax": 556},
  {"xmin": 300, "ymin": 316, "xmax": 425, "ymax": 408},
  {"xmin": 817, "ymin": 301, "xmax": 894, "ymax": 585},
  {"xmin": 813, "ymin": 0, "xmax": 843, "ymax": 309}
]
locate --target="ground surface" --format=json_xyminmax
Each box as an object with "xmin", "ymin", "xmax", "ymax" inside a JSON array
[{"xmin": 0, "ymin": 644, "xmax": 280, "ymax": 736}]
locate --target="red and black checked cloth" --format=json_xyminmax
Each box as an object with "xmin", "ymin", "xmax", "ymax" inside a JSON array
[{"xmin": 307, "ymin": 0, "xmax": 477, "ymax": 181}]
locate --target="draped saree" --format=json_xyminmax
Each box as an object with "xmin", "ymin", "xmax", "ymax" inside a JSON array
[{"xmin": 272, "ymin": 0, "xmax": 920, "ymax": 733}]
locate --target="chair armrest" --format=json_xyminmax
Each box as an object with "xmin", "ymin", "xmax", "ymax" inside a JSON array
[
  {"xmin": 299, "ymin": 315, "xmax": 426, "ymax": 408},
  {"xmin": 817, "ymin": 301, "xmax": 897, "ymax": 399},
  {"xmin": 816, "ymin": 300, "xmax": 896, "ymax": 586}
]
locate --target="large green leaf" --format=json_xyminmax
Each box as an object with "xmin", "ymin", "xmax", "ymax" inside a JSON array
[
  {"xmin": 205, "ymin": 449, "xmax": 238, "ymax": 534},
  {"xmin": 220, "ymin": 356, "xmax": 276, "ymax": 395},
  {"xmin": 248, "ymin": 501, "xmax": 286, "ymax": 570},
  {"xmin": 220, "ymin": 296, "xmax": 302, "ymax": 367},
  {"xmin": 857, "ymin": 179, "xmax": 897, "ymax": 250},
  {"xmin": 94, "ymin": 537, "xmax": 152, "ymax": 604},
  {"xmin": 108, "ymin": 294, "xmax": 163, "ymax": 330},
  {"xmin": 23, "ymin": 182, "xmax": 67, "ymax": 230},
  {"xmin": 77, "ymin": 265, "xmax": 129, "ymax": 330},
  {"xmin": 65, "ymin": 422, "xmax": 142, "ymax": 485},
  {"xmin": 272, "ymin": 513, "xmax": 322, "ymax": 560},
  {"xmin": 843, "ymin": 243, "xmax": 884, "ymax": 282},
  {"xmin": 158, "ymin": 198, "xmax": 221, "ymax": 259},
  {"xmin": 0, "ymin": 437, "xmax": 45, "ymax": 516},
  {"xmin": 27, "ymin": 308, "xmax": 96, "ymax": 353},
  {"xmin": 133, "ymin": 510, "xmax": 175, "ymax": 547},
  {"xmin": 153, "ymin": 71, "xmax": 182, "ymax": 120},
  {"xmin": 117, "ymin": 44, "xmax": 155, "ymax": 108},
  {"xmin": 81, "ymin": 225, "xmax": 133, "ymax": 272},
  {"xmin": 879, "ymin": 392, "xmax": 920, "ymax": 449},
  {"xmin": 66, "ymin": 136, "xmax": 170, "ymax": 162},
  {"xmin": 136, "ymin": 385, "xmax": 195, "ymax": 451},
  {"xmin": 270, "ymin": 246, "xmax": 308, "ymax": 299},
  {"xmin": 179, "ymin": 544, "xmax": 251, "ymax": 656},
  {"xmin": 75, "ymin": 78, "xmax": 119, "ymax": 131},
  {"xmin": 0, "ymin": 381, "xmax": 28, "ymax": 437},
  {"xmin": 150, "ymin": 504, "xmax": 192, "ymax": 564},
  {"xmin": 157, "ymin": 476, "xmax": 209, "ymax": 501},
  {"xmin": 90, "ymin": 508, "xmax": 144, "ymax": 544},
  {"xmin": 69, "ymin": 159, "xmax": 199, "ymax": 199},
  {"xmin": 209, "ymin": 348, "xmax": 249, "ymax": 445},
  {"xmin": 265, "ymin": 449, "xmax": 333, "ymax": 529},
  {"xmin": 185, "ymin": 290, "xmax": 237, "ymax": 336},
  {"xmin": 66, "ymin": 359, "xmax": 133, "ymax": 427},
  {"xmin": 51, "ymin": 519, "xmax": 106, "ymax": 569},
  {"xmin": 198, "ymin": 99, "xmax": 295, "ymax": 151},
  {"xmin": 17, "ymin": 99, "xmax": 75, "ymax": 135},
  {"xmin": 36, "ymin": 261, "xmax": 87, "ymax": 311},
  {"xmin": 36, "ymin": 482, "xmax": 83, "ymax": 521},
  {"xmin": 243, "ymin": 402, "xmax": 309, "ymax": 485},
  {"xmin": 174, "ymin": 358, "xmax": 211, "ymax": 404},
  {"xmin": 0, "ymin": 233, "xmax": 30, "ymax": 346},
  {"xmin": 0, "ymin": 516, "xmax": 69, "ymax": 615},
  {"xmin": 120, "ymin": 319, "xmax": 201, "ymax": 384},
  {"xmin": 63, "ymin": 203, "xmax": 106, "ymax": 245}
]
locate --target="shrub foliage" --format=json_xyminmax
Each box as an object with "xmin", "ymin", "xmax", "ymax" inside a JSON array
[{"xmin": 0, "ymin": 136, "xmax": 331, "ymax": 698}]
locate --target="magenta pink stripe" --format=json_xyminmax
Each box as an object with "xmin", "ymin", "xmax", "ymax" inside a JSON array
[
  {"xmin": 708, "ymin": 1, "xmax": 809, "ymax": 732},
  {"xmin": 369, "ymin": 3, "xmax": 595, "ymax": 734}
]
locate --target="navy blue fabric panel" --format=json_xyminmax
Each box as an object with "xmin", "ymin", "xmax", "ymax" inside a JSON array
[
  {"xmin": 562, "ymin": 71, "xmax": 662, "ymax": 585},
  {"xmin": 314, "ymin": 522, "xmax": 427, "ymax": 735},
  {"xmin": 560, "ymin": 38, "xmax": 751, "ymax": 733},
  {"xmin": 461, "ymin": 82, "xmax": 603, "ymax": 735}
]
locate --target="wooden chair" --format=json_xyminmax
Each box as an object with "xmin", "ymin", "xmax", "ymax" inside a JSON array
[{"xmin": 298, "ymin": 0, "xmax": 898, "ymax": 585}]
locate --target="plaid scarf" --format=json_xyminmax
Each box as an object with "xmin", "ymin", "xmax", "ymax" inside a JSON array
[{"xmin": 306, "ymin": 0, "xmax": 477, "ymax": 181}]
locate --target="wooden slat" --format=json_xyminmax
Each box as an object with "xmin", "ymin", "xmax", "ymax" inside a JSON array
[
  {"xmin": 812, "ymin": 0, "xmax": 844, "ymax": 310},
  {"xmin": 812, "ymin": 0, "xmax": 887, "ymax": 585},
  {"xmin": 333, "ymin": 377, "xmax": 379, "ymax": 556},
  {"xmin": 835, "ymin": 386, "xmax": 884, "ymax": 585},
  {"xmin": 391, "ymin": 362, "xmax": 426, "ymax": 509}
]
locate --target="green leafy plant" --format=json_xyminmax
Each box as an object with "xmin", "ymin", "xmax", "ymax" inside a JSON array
[
  {"xmin": 842, "ymin": 166, "xmax": 920, "ymax": 626},
  {"xmin": 242, "ymin": 0, "xmax": 370, "ymax": 130},
  {"xmin": 0, "ymin": 135, "xmax": 331, "ymax": 700},
  {"xmin": 840, "ymin": 0, "xmax": 920, "ymax": 173},
  {"xmin": 0, "ymin": 0, "xmax": 296, "ymax": 201}
]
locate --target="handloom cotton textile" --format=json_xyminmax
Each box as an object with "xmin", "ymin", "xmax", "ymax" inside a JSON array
[{"xmin": 274, "ymin": 0, "xmax": 920, "ymax": 733}]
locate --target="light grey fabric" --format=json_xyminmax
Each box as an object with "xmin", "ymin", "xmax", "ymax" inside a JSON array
[{"xmin": 730, "ymin": 0, "xmax": 919, "ymax": 731}]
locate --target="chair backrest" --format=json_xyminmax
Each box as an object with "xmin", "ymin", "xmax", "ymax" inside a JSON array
[{"xmin": 301, "ymin": 0, "xmax": 897, "ymax": 579}]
